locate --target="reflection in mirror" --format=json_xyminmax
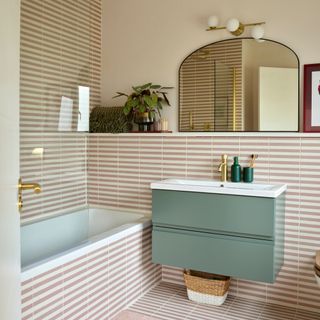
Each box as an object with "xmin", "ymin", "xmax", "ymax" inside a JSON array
[{"xmin": 179, "ymin": 39, "xmax": 299, "ymax": 132}]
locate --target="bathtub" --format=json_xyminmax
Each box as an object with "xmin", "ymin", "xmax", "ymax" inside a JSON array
[
  {"xmin": 21, "ymin": 208, "xmax": 160, "ymax": 319},
  {"xmin": 21, "ymin": 207, "xmax": 150, "ymax": 279}
]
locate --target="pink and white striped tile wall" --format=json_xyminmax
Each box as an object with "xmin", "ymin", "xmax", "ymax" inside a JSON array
[
  {"xmin": 20, "ymin": 133, "xmax": 88, "ymax": 222},
  {"xmin": 88, "ymin": 134, "xmax": 320, "ymax": 313},
  {"xmin": 21, "ymin": 226, "xmax": 161, "ymax": 320},
  {"xmin": 20, "ymin": 0, "xmax": 101, "ymax": 133},
  {"xmin": 19, "ymin": 0, "xmax": 101, "ymax": 223}
]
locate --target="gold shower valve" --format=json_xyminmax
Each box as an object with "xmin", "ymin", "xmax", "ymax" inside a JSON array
[{"xmin": 18, "ymin": 178, "xmax": 41, "ymax": 212}]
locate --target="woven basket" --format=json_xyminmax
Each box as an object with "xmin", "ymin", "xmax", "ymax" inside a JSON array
[{"xmin": 184, "ymin": 270, "xmax": 230, "ymax": 305}]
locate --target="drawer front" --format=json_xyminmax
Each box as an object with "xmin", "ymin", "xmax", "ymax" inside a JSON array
[
  {"xmin": 152, "ymin": 227, "xmax": 275, "ymax": 283},
  {"xmin": 152, "ymin": 190, "xmax": 275, "ymax": 238}
]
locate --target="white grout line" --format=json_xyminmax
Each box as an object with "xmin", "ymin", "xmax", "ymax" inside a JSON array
[{"xmin": 297, "ymin": 137, "xmax": 302, "ymax": 311}]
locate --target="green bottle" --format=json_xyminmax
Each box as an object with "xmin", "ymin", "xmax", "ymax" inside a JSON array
[{"xmin": 231, "ymin": 156, "xmax": 241, "ymax": 182}]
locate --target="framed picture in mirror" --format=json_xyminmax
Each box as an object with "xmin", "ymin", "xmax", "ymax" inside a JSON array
[{"xmin": 304, "ymin": 63, "xmax": 320, "ymax": 132}]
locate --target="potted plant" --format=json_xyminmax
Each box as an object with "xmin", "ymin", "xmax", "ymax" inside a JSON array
[{"xmin": 113, "ymin": 82, "xmax": 172, "ymax": 131}]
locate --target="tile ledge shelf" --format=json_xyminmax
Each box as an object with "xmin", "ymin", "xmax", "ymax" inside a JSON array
[
  {"xmin": 21, "ymin": 132, "xmax": 320, "ymax": 137},
  {"xmin": 89, "ymin": 131, "xmax": 320, "ymax": 137}
]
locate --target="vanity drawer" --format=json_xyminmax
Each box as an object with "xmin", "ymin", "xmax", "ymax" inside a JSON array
[
  {"xmin": 152, "ymin": 226, "xmax": 276, "ymax": 283},
  {"xmin": 152, "ymin": 190, "xmax": 276, "ymax": 239}
]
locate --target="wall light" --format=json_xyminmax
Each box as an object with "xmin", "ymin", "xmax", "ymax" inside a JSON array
[{"xmin": 207, "ymin": 16, "xmax": 266, "ymax": 39}]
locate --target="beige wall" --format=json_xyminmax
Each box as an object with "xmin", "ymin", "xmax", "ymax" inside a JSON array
[{"xmin": 101, "ymin": 0, "xmax": 320, "ymax": 131}]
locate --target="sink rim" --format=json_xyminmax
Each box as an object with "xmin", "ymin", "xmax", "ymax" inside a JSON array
[
  {"xmin": 150, "ymin": 178, "xmax": 287, "ymax": 198},
  {"xmin": 164, "ymin": 179, "xmax": 276, "ymax": 190}
]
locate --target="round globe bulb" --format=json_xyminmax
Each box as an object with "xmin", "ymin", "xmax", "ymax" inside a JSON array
[
  {"xmin": 251, "ymin": 25, "xmax": 264, "ymax": 39},
  {"xmin": 208, "ymin": 15, "xmax": 219, "ymax": 28},
  {"xmin": 226, "ymin": 18, "xmax": 240, "ymax": 32}
]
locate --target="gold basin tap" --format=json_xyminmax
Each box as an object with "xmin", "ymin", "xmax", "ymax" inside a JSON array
[{"xmin": 218, "ymin": 154, "xmax": 228, "ymax": 182}]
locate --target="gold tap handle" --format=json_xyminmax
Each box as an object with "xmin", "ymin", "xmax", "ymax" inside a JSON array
[
  {"xmin": 18, "ymin": 178, "xmax": 41, "ymax": 212},
  {"xmin": 222, "ymin": 154, "xmax": 228, "ymax": 161},
  {"xmin": 218, "ymin": 154, "xmax": 228, "ymax": 170},
  {"xmin": 18, "ymin": 178, "xmax": 41, "ymax": 194},
  {"xmin": 218, "ymin": 154, "xmax": 228, "ymax": 181}
]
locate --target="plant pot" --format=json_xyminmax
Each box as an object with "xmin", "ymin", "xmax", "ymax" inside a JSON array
[{"xmin": 134, "ymin": 112, "xmax": 154, "ymax": 132}]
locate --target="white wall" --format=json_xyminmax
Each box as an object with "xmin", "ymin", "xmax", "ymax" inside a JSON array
[
  {"xmin": 0, "ymin": 0, "xmax": 21, "ymax": 319},
  {"xmin": 242, "ymin": 40, "xmax": 298, "ymax": 130},
  {"xmin": 259, "ymin": 67, "xmax": 298, "ymax": 130},
  {"xmin": 101, "ymin": 0, "xmax": 320, "ymax": 131}
]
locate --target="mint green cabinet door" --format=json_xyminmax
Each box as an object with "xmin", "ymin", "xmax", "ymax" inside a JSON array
[
  {"xmin": 152, "ymin": 190, "xmax": 275, "ymax": 239},
  {"xmin": 152, "ymin": 227, "xmax": 275, "ymax": 283}
]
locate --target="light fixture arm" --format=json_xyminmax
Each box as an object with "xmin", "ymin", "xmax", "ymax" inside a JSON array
[
  {"xmin": 242, "ymin": 22, "xmax": 266, "ymax": 28},
  {"xmin": 207, "ymin": 21, "xmax": 265, "ymax": 31},
  {"xmin": 206, "ymin": 20, "xmax": 266, "ymax": 38},
  {"xmin": 206, "ymin": 26, "xmax": 227, "ymax": 31}
]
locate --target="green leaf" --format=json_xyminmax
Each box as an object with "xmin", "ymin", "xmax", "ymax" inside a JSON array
[
  {"xmin": 138, "ymin": 105, "xmax": 146, "ymax": 113},
  {"xmin": 151, "ymin": 93, "xmax": 158, "ymax": 104},
  {"xmin": 126, "ymin": 99, "xmax": 136, "ymax": 108},
  {"xmin": 150, "ymin": 111, "xmax": 156, "ymax": 119},
  {"xmin": 112, "ymin": 92, "xmax": 128, "ymax": 98},
  {"xmin": 132, "ymin": 86, "xmax": 142, "ymax": 94},
  {"xmin": 131, "ymin": 99, "xmax": 139, "ymax": 107},
  {"xmin": 140, "ymin": 83, "xmax": 152, "ymax": 90},
  {"xmin": 162, "ymin": 93, "xmax": 171, "ymax": 106},
  {"xmin": 123, "ymin": 104, "xmax": 131, "ymax": 115},
  {"xmin": 144, "ymin": 95, "xmax": 154, "ymax": 107},
  {"xmin": 161, "ymin": 86, "xmax": 174, "ymax": 90},
  {"xmin": 150, "ymin": 84, "xmax": 161, "ymax": 89}
]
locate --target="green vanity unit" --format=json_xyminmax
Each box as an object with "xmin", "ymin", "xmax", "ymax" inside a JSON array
[{"xmin": 151, "ymin": 179, "xmax": 287, "ymax": 283}]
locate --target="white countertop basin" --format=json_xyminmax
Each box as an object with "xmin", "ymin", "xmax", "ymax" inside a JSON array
[{"xmin": 151, "ymin": 179, "xmax": 287, "ymax": 198}]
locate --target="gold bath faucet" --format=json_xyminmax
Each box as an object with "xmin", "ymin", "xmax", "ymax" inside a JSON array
[
  {"xmin": 218, "ymin": 154, "xmax": 228, "ymax": 182},
  {"xmin": 18, "ymin": 177, "xmax": 41, "ymax": 212}
]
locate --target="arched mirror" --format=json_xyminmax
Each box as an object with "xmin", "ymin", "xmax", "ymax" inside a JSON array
[{"xmin": 179, "ymin": 38, "xmax": 299, "ymax": 132}]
